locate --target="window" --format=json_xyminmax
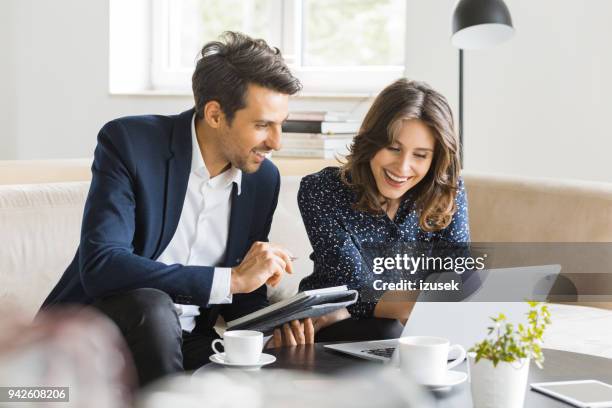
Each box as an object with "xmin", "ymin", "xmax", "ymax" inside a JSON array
[{"xmin": 150, "ymin": 0, "xmax": 407, "ymax": 95}]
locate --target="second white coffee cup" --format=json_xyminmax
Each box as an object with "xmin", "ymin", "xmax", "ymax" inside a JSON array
[
  {"xmin": 211, "ymin": 330, "xmax": 263, "ymax": 364},
  {"xmin": 398, "ymin": 336, "xmax": 466, "ymax": 385}
]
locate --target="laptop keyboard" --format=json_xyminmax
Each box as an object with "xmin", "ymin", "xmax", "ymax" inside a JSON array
[{"xmin": 362, "ymin": 347, "xmax": 395, "ymax": 358}]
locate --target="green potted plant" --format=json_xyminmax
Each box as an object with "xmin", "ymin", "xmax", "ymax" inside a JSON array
[{"xmin": 468, "ymin": 301, "xmax": 551, "ymax": 408}]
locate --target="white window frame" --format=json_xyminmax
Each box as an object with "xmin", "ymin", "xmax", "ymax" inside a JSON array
[{"xmin": 150, "ymin": 0, "xmax": 406, "ymax": 95}]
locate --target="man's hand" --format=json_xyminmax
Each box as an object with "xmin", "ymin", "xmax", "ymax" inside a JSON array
[
  {"xmin": 267, "ymin": 319, "xmax": 314, "ymax": 348},
  {"xmin": 230, "ymin": 242, "xmax": 294, "ymax": 294}
]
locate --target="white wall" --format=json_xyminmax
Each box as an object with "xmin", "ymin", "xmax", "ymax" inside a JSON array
[
  {"xmin": 466, "ymin": 0, "xmax": 612, "ymax": 183},
  {"xmin": 1, "ymin": 0, "xmax": 611, "ymax": 183},
  {"xmin": 405, "ymin": 0, "xmax": 612, "ymax": 182},
  {"xmin": 0, "ymin": 0, "xmax": 191, "ymax": 160},
  {"xmin": 0, "ymin": 0, "xmax": 369, "ymax": 161},
  {"xmin": 0, "ymin": 1, "xmax": 17, "ymax": 159}
]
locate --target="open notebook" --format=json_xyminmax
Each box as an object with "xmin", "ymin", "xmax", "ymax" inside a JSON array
[{"xmin": 226, "ymin": 286, "xmax": 358, "ymax": 334}]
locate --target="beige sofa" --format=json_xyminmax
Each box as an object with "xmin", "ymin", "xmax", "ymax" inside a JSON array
[{"xmin": 1, "ymin": 159, "xmax": 612, "ymax": 358}]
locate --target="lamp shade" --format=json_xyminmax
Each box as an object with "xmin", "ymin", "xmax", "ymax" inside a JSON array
[{"xmin": 452, "ymin": 0, "xmax": 514, "ymax": 50}]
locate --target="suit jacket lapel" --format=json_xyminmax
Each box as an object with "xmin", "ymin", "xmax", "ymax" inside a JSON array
[
  {"xmin": 223, "ymin": 175, "xmax": 255, "ymax": 267},
  {"xmin": 152, "ymin": 109, "xmax": 193, "ymax": 259}
]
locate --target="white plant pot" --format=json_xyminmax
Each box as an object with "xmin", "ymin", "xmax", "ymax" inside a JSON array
[{"xmin": 468, "ymin": 352, "xmax": 530, "ymax": 408}]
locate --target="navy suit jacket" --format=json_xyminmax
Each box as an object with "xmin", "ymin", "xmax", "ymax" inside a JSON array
[{"xmin": 42, "ymin": 108, "xmax": 278, "ymax": 332}]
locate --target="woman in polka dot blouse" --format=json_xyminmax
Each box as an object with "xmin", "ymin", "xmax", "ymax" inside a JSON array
[{"xmin": 298, "ymin": 79, "xmax": 471, "ymax": 342}]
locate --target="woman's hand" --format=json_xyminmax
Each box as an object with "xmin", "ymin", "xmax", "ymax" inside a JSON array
[
  {"xmin": 264, "ymin": 308, "xmax": 352, "ymax": 348},
  {"xmin": 373, "ymin": 291, "xmax": 418, "ymax": 324},
  {"xmin": 266, "ymin": 319, "xmax": 314, "ymax": 348},
  {"xmin": 312, "ymin": 307, "xmax": 351, "ymax": 332}
]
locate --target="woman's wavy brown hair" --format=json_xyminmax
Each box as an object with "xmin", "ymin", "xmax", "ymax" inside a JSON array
[{"xmin": 340, "ymin": 78, "xmax": 460, "ymax": 232}]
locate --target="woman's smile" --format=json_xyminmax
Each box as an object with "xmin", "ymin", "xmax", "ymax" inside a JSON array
[{"xmin": 383, "ymin": 169, "xmax": 412, "ymax": 187}]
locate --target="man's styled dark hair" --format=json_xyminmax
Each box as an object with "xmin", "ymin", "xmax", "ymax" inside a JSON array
[{"xmin": 192, "ymin": 31, "xmax": 302, "ymax": 123}]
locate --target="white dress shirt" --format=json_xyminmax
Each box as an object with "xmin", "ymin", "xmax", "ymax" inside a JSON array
[{"xmin": 156, "ymin": 114, "xmax": 242, "ymax": 332}]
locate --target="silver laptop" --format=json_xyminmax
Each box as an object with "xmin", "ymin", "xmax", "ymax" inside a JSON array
[{"xmin": 324, "ymin": 264, "xmax": 561, "ymax": 363}]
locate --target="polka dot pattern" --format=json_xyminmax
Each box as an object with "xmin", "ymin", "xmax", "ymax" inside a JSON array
[{"xmin": 297, "ymin": 167, "xmax": 470, "ymax": 318}]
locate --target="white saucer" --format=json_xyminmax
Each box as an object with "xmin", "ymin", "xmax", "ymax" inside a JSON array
[
  {"xmin": 421, "ymin": 370, "xmax": 468, "ymax": 390},
  {"xmin": 209, "ymin": 353, "xmax": 276, "ymax": 370}
]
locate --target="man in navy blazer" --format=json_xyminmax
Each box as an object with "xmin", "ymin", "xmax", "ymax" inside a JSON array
[{"xmin": 41, "ymin": 32, "xmax": 312, "ymax": 386}]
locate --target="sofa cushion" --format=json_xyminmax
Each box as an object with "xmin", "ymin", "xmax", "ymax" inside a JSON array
[
  {"xmin": 463, "ymin": 171, "xmax": 612, "ymax": 242},
  {"xmin": 267, "ymin": 176, "xmax": 313, "ymax": 302},
  {"xmin": 0, "ymin": 182, "xmax": 89, "ymax": 320}
]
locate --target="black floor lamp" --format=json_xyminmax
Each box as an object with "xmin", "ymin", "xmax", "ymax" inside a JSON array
[{"xmin": 451, "ymin": 0, "xmax": 515, "ymax": 167}]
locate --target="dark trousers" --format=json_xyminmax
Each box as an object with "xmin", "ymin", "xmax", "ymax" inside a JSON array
[
  {"xmin": 315, "ymin": 317, "xmax": 404, "ymax": 343},
  {"xmin": 93, "ymin": 288, "xmax": 216, "ymax": 387}
]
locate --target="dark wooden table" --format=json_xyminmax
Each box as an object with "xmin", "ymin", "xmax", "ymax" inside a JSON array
[
  {"xmin": 198, "ymin": 344, "xmax": 612, "ymax": 407},
  {"xmin": 274, "ymin": 344, "xmax": 612, "ymax": 407}
]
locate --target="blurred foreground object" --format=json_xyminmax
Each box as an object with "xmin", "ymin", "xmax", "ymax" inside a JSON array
[
  {"xmin": 0, "ymin": 307, "xmax": 135, "ymax": 408},
  {"xmin": 137, "ymin": 366, "xmax": 433, "ymax": 408}
]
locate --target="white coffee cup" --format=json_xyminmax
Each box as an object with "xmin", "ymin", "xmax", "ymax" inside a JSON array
[
  {"xmin": 398, "ymin": 336, "xmax": 466, "ymax": 385},
  {"xmin": 211, "ymin": 330, "xmax": 263, "ymax": 364}
]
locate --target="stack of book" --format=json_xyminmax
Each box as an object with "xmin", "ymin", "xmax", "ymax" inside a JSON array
[{"xmin": 275, "ymin": 111, "xmax": 359, "ymax": 159}]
